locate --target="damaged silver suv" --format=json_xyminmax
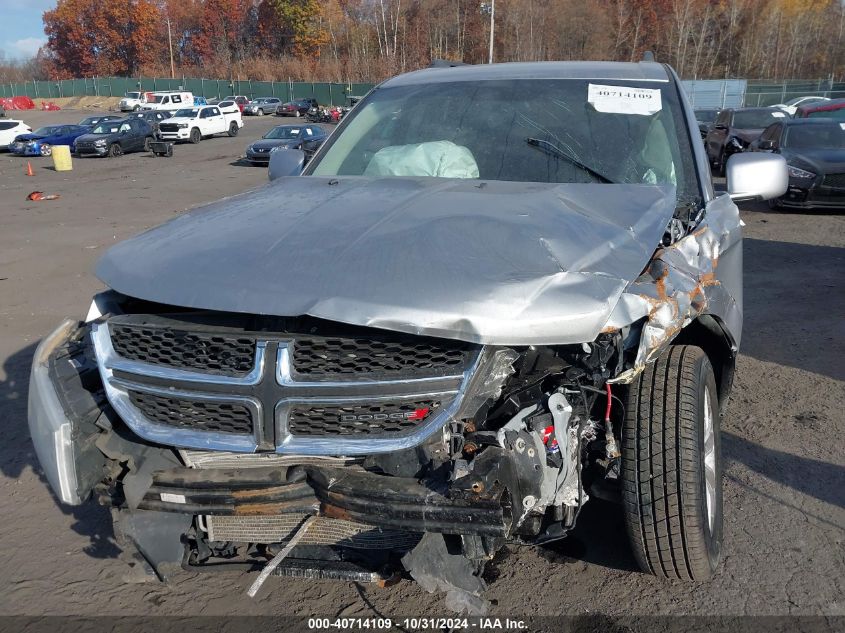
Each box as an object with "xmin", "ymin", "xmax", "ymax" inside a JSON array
[{"xmin": 29, "ymin": 61, "xmax": 787, "ymax": 608}]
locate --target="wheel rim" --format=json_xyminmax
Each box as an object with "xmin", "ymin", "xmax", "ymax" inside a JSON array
[
  {"xmin": 41, "ymin": 144, "xmax": 51, "ymax": 156},
  {"xmin": 703, "ymin": 388, "xmax": 717, "ymax": 533}
]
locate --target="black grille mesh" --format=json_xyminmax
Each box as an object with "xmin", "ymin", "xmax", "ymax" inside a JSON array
[
  {"xmin": 822, "ymin": 173, "xmax": 845, "ymax": 188},
  {"xmin": 288, "ymin": 400, "xmax": 439, "ymax": 436},
  {"xmin": 128, "ymin": 391, "xmax": 254, "ymax": 435},
  {"xmin": 292, "ymin": 338, "xmax": 467, "ymax": 377},
  {"xmin": 111, "ymin": 324, "xmax": 255, "ymax": 376}
]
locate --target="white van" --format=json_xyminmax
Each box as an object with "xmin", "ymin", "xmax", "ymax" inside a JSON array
[{"xmin": 141, "ymin": 91, "xmax": 194, "ymax": 113}]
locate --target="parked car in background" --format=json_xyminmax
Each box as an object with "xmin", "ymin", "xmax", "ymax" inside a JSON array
[
  {"xmin": 795, "ymin": 98, "xmax": 845, "ymax": 121},
  {"xmin": 141, "ymin": 91, "xmax": 193, "ymax": 113},
  {"xmin": 9, "ymin": 124, "xmax": 90, "ymax": 156},
  {"xmin": 194, "ymin": 96, "xmax": 208, "ymax": 106},
  {"xmin": 73, "ymin": 118, "xmax": 155, "ymax": 158},
  {"xmin": 223, "ymin": 96, "xmax": 250, "ymax": 112},
  {"xmin": 119, "ymin": 91, "xmax": 150, "ymax": 112},
  {"xmin": 244, "ymin": 124, "xmax": 328, "ymax": 164},
  {"xmin": 276, "ymin": 99, "xmax": 317, "ymax": 117},
  {"xmin": 694, "ymin": 108, "xmax": 719, "ymax": 139},
  {"xmin": 124, "ymin": 110, "xmax": 172, "ymax": 134},
  {"xmin": 0, "ymin": 119, "xmax": 32, "ymax": 148},
  {"xmin": 705, "ymin": 107, "xmax": 787, "ymax": 174},
  {"xmin": 244, "ymin": 97, "xmax": 281, "ymax": 116},
  {"xmin": 157, "ymin": 105, "xmax": 243, "ymax": 143},
  {"xmin": 771, "ymin": 95, "xmax": 830, "ymax": 116},
  {"xmin": 216, "ymin": 100, "xmax": 241, "ymax": 116},
  {"xmin": 751, "ymin": 118, "xmax": 845, "ymax": 209},
  {"xmin": 78, "ymin": 114, "xmax": 122, "ymax": 128}
]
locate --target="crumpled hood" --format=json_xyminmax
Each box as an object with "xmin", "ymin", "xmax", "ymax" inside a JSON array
[
  {"xmin": 96, "ymin": 177, "xmax": 677, "ymax": 345},
  {"xmin": 14, "ymin": 133, "xmax": 49, "ymax": 142}
]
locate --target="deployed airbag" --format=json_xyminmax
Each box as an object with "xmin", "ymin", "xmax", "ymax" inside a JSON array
[{"xmin": 364, "ymin": 141, "xmax": 479, "ymax": 178}]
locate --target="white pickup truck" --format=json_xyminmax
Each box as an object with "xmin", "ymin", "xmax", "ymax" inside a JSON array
[{"xmin": 156, "ymin": 105, "xmax": 243, "ymax": 143}]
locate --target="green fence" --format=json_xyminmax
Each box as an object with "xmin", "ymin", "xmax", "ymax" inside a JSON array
[{"xmin": 0, "ymin": 76, "xmax": 376, "ymax": 105}]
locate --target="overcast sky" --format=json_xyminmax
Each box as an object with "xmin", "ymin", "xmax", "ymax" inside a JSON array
[{"xmin": 1, "ymin": 0, "xmax": 55, "ymax": 61}]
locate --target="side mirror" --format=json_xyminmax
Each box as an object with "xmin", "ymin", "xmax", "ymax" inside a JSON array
[
  {"xmin": 726, "ymin": 152, "xmax": 788, "ymax": 202},
  {"xmin": 268, "ymin": 148, "xmax": 305, "ymax": 181},
  {"xmin": 758, "ymin": 139, "xmax": 775, "ymax": 150}
]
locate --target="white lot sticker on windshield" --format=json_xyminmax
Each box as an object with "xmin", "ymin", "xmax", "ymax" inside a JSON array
[
  {"xmin": 771, "ymin": 112, "xmax": 786, "ymax": 118},
  {"xmin": 587, "ymin": 84, "xmax": 662, "ymax": 116},
  {"xmin": 840, "ymin": 123, "xmax": 845, "ymax": 130}
]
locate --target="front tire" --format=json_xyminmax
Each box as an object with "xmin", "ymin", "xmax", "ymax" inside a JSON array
[
  {"xmin": 622, "ymin": 345, "xmax": 722, "ymax": 581},
  {"xmin": 257, "ymin": 108, "xmax": 264, "ymax": 116},
  {"xmin": 227, "ymin": 122, "xmax": 239, "ymax": 137},
  {"xmin": 189, "ymin": 128, "xmax": 201, "ymax": 144},
  {"xmin": 108, "ymin": 143, "xmax": 122, "ymax": 157},
  {"xmin": 40, "ymin": 143, "xmax": 52, "ymax": 157}
]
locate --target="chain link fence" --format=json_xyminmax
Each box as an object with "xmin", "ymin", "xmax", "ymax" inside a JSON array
[
  {"xmin": 0, "ymin": 76, "xmax": 375, "ymax": 106},
  {"xmin": 3, "ymin": 75, "xmax": 844, "ymax": 109}
]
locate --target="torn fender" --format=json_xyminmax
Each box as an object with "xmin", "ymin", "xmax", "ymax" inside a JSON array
[{"xmin": 606, "ymin": 194, "xmax": 742, "ymax": 383}]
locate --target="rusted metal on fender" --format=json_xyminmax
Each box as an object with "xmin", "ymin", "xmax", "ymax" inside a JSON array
[{"xmin": 606, "ymin": 194, "xmax": 742, "ymax": 384}]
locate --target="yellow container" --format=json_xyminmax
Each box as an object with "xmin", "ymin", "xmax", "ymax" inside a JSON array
[{"xmin": 52, "ymin": 145, "xmax": 73, "ymax": 171}]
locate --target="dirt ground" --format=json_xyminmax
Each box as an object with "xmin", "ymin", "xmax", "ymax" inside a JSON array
[{"xmin": 0, "ymin": 109, "xmax": 842, "ymax": 624}]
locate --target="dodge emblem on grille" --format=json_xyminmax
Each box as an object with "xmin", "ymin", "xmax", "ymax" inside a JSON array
[{"xmin": 340, "ymin": 407, "xmax": 431, "ymax": 423}]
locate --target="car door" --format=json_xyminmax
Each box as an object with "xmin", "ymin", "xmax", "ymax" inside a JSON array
[
  {"xmin": 707, "ymin": 110, "xmax": 730, "ymax": 160},
  {"xmin": 210, "ymin": 107, "xmax": 225, "ymax": 133},
  {"xmin": 200, "ymin": 107, "xmax": 214, "ymax": 134},
  {"xmin": 130, "ymin": 120, "xmax": 148, "ymax": 150}
]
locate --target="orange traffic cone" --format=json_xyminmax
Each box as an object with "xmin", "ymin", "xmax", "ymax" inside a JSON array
[{"xmin": 25, "ymin": 162, "xmax": 34, "ymax": 177}]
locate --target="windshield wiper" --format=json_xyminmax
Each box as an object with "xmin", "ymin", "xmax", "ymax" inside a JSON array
[{"xmin": 525, "ymin": 137, "xmax": 616, "ymax": 184}]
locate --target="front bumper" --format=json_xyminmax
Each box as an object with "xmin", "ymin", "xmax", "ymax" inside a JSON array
[
  {"xmin": 246, "ymin": 150, "xmax": 272, "ymax": 163},
  {"xmin": 139, "ymin": 464, "xmax": 509, "ymax": 537},
  {"xmin": 28, "ymin": 320, "xmax": 105, "ymax": 505},
  {"xmin": 158, "ymin": 129, "xmax": 191, "ymax": 140},
  {"xmin": 778, "ymin": 179, "xmax": 845, "ymax": 209},
  {"xmin": 76, "ymin": 145, "xmax": 109, "ymax": 156}
]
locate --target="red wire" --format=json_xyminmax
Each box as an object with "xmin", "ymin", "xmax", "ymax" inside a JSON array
[{"xmin": 604, "ymin": 383, "xmax": 612, "ymax": 422}]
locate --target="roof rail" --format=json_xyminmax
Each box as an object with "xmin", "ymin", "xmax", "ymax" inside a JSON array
[{"xmin": 430, "ymin": 59, "xmax": 469, "ymax": 68}]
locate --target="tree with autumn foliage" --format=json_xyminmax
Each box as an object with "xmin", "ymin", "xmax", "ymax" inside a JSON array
[
  {"xmin": 42, "ymin": 0, "xmax": 160, "ymax": 78},
  {"xmin": 30, "ymin": 0, "xmax": 845, "ymax": 84}
]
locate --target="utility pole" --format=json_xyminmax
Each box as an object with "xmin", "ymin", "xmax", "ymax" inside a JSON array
[
  {"xmin": 166, "ymin": 15, "xmax": 175, "ymax": 79},
  {"xmin": 487, "ymin": 0, "xmax": 496, "ymax": 64},
  {"xmin": 481, "ymin": 2, "xmax": 496, "ymax": 63}
]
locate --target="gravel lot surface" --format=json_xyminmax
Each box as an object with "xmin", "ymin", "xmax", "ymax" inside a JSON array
[{"xmin": 0, "ymin": 109, "xmax": 842, "ymax": 624}]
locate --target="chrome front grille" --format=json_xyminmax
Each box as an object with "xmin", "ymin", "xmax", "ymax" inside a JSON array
[
  {"xmin": 292, "ymin": 337, "xmax": 469, "ymax": 378},
  {"xmin": 129, "ymin": 390, "xmax": 255, "ymax": 434},
  {"xmin": 92, "ymin": 315, "xmax": 481, "ymax": 455},
  {"xmin": 287, "ymin": 399, "xmax": 441, "ymax": 436},
  {"xmin": 111, "ymin": 321, "xmax": 255, "ymax": 376}
]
